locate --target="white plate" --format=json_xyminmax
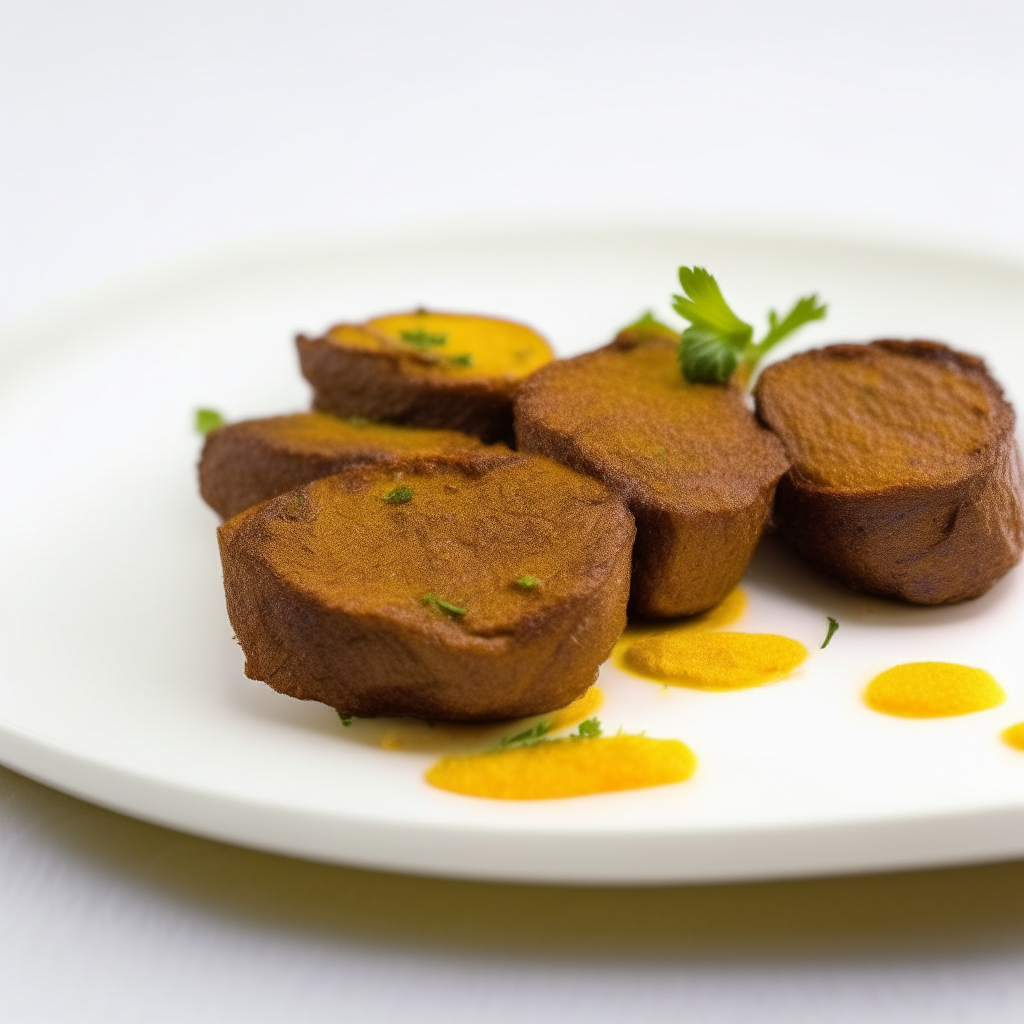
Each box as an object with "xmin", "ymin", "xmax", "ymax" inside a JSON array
[{"xmin": 3, "ymin": 224, "xmax": 1024, "ymax": 885}]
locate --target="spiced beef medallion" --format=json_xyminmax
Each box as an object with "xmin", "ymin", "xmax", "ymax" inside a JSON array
[
  {"xmin": 218, "ymin": 451, "xmax": 635, "ymax": 720},
  {"xmin": 755, "ymin": 339, "xmax": 1024, "ymax": 603}
]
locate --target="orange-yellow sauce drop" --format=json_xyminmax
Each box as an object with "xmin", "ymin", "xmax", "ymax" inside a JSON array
[
  {"xmin": 864, "ymin": 662, "xmax": 1005, "ymax": 718},
  {"xmin": 623, "ymin": 631, "xmax": 807, "ymax": 691},
  {"xmin": 1001, "ymin": 723, "xmax": 1024, "ymax": 752},
  {"xmin": 372, "ymin": 686, "xmax": 603, "ymax": 752},
  {"xmin": 613, "ymin": 588, "xmax": 748, "ymax": 675},
  {"xmin": 425, "ymin": 734, "xmax": 696, "ymax": 800},
  {"xmin": 546, "ymin": 685, "xmax": 603, "ymax": 730}
]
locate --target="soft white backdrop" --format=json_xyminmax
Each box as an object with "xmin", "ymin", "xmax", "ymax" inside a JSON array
[{"xmin": 3, "ymin": 1, "xmax": 1024, "ymax": 1020}]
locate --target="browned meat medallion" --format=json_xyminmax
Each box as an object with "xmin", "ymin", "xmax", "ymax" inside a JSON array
[
  {"xmin": 755, "ymin": 339, "xmax": 1024, "ymax": 604},
  {"xmin": 514, "ymin": 326, "xmax": 790, "ymax": 617},
  {"xmin": 297, "ymin": 310, "xmax": 554, "ymax": 444},
  {"xmin": 218, "ymin": 451, "xmax": 635, "ymax": 720},
  {"xmin": 199, "ymin": 411, "xmax": 488, "ymax": 519}
]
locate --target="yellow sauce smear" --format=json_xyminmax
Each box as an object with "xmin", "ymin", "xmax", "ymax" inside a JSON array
[
  {"xmin": 376, "ymin": 686, "xmax": 603, "ymax": 752},
  {"xmin": 425, "ymin": 734, "xmax": 696, "ymax": 800},
  {"xmin": 1002, "ymin": 723, "xmax": 1024, "ymax": 752},
  {"xmin": 623, "ymin": 631, "xmax": 807, "ymax": 691},
  {"xmin": 614, "ymin": 587, "xmax": 747, "ymax": 654},
  {"xmin": 864, "ymin": 662, "xmax": 1005, "ymax": 718}
]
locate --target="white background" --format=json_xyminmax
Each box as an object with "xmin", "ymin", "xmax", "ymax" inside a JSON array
[{"xmin": 3, "ymin": 1, "xmax": 1024, "ymax": 1020}]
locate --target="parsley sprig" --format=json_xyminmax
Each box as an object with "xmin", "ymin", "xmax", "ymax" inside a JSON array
[
  {"xmin": 496, "ymin": 716, "xmax": 604, "ymax": 750},
  {"xmin": 672, "ymin": 267, "xmax": 826, "ymax": 384}
]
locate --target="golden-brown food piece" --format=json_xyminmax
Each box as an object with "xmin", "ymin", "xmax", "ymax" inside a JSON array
[
  {"xmin": 198, "ymin": 411, "xmax": 488, "ymax": 519},
  {"xmin": 218, "ymin": 452, "xmax": 635, "ymax": 720},
  {"xmin": 514, "ymin": 328, "xmax": 790, "ymax": 617},
  {"xmin": 297, "ymin": 310, "xmax": 554, "ymax": 443},
  {"xmin": 755, "ymin": 339, "xmax": 1024, "ymax": 604}
]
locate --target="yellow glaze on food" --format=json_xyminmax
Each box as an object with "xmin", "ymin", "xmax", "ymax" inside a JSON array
[
  {"xmin": 425, "ymin": 734, "xmax": 696, "ymax": 800},
  {"xmin": 360, "ymin": 311, "xmax": 554, "ymax": 379},
  {"xmin": 623, "ymin": 631, "xmax": 807, "ymax": 691},
  {"xmin": 1002, "ymin": 723, "xmax": 1024, "ymax": 752},
  {"xmin": 373, "ymin": 687, "xmax": 603, "ymax": 752},
  {"xmin": 864, "ymin": 662, "xmax": 1005, "ymax": 718}
]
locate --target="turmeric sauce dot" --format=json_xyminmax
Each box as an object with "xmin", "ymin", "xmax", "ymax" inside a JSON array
[
  {"xmin": 864, "ymin": 662, "xmax": 1005, "ymax": 718},
  {"xmin": 425, "ymin": 734, "xmax": 696, "ymax": 800},
  {"xmin": 623, "ymin": 631, "xmax": 807, "ymax": 690},
  {"xmin": 1002, "ymin": 723, "xmax": 1024, "ymax": 752}
]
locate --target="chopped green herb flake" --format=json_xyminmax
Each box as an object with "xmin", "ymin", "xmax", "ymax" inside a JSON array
[
  {"xmin": 422, "ymin": 593, "xmax": 467, "ymax": 617},
  {"xmin": 383, "ymin": 486, "xmax": 414, "ymax": 505},
  {"xmin": 572, "ymin": 717, "xmax": 603, "ymax": 739},
  {"xmin": 516, "ymin": 574, "xmax": 542, "ymax": 590},
  {"xmin": 498, "ymin": 720, "xmax": 552, "ymax": 749},
  {"xmin": 338, "ymin": 713, "xmax": 353, "ymax": 727},
  {"xmin": 348, "ymin": 416, "xmax": 371, "ymax": 426},
  {"xmin": 447, "ymin": 353, "xmax": 474, "ymax": 367},
  {"xmin": 625, "ymin": 310, "xmax": 677, "ymax": 335},
  {"xmin": 400, "ymin": 328, "xmax": 447, "ymax": 349},
  {"xmin": 283, "ymin": 491, "xmax": 306, "ymax": 516},
  {"xmin": 821, "ymin": 616, "xmax": 840, "ymax": 649},
  {"xmin": 671, "ymin": 266, "xmax": 826, "ymax": 385},
  {"xmin": 195, "ymin": 408, "xmax": 225, "ymax": 435}
]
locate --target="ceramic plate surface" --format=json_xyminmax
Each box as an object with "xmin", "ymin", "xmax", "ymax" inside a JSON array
[{"xmin": 3, "ymin": 224, "xmax": 1024, "ymax": 884}]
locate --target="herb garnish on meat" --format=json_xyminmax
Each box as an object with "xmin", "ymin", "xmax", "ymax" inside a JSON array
[
  {"xmin": 422, "ymin": 593, "xmax": 468, "ymax": 617},
  {"xmin": 672, "ymin": 267, "xmax": 826, "ymax": 384},
  {"xmin": 382, "ymin": 486, "xmax": 414, "ymax": 504}
]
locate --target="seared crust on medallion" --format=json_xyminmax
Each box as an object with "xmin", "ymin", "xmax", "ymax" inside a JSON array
[
  {"xmin": 297, "ymin": 311, "xmax": 554, "ymax": 444},
  {"xmin": 754, "ymin": 339, "xmax": 1024, "ymax": 603},
  {"xmin": 514, "ymin": 327, "xmax": 790, "ymax": 617},
  {"xmin": 218, "ymin": 452, "xmax": 635, "ymax": 720},
  {"xmin": 199, "ymin": 411, "xmax": 487, "ymax": 519}
]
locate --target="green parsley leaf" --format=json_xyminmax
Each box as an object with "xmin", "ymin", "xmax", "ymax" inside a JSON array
[
  {"xmin": 338, "ymin": 712, "xmax": 353, "ymax": 727},
  {"xmin": 498, "ymin": 720, "xmax": 552, "ymax": 748},
  {"xmin": 516, "ymin": 574, "xmax": 542, "ymax": 590},
  {"xmin": 671, "ymin": 266, "xmax": 826, "ymax": 385},
  {"xmin": 625, "ymin": 310, "xmax": 677, "ymax": 335},
  {"xmin": 758, "ymin": 294, "xmax": 828, "ymax": 360},
  {"xmin": 447, "ymin": 353, "xmax": 473, "ymax": 368},
  {"xmin": 382, "ymin": 486, "xmax": 414, "ymax": 504},
  {"xmin": 400, "ymin": 328, "xmax": 447, "ymax": 349},
  {"xmin": 821, "ymin": 616, "xmax": 839, "ymax": 649},
  {"xmin": 422, "ymin": 592, "xmax": 467, "ymax": 617},
  {"xmin": 678, "ymin": 326, "xmax": 740, "ymax": 384},
  {"xmin": 195, "ymin": 408, "xmax": 225, "ymax": 435},
  {"xmin": 572, "ymin": 717, "xmax": 603, "ymax": 739},
  {"xmin": 673, "ymin": 267, "xmax": 753, "ymax": 346}
]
